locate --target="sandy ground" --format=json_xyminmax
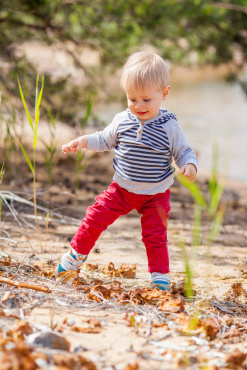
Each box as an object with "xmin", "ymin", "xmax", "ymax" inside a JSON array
[{"xmin": 1, "ymin": 150, "xmax": 247, "ymax": 369}]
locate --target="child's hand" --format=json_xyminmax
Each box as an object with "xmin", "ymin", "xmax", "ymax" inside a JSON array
[
  {"xmin": 180, "ymin": 164, "xmax": 197, "ymax": 182},
  {"xmin": 62, "ymin": 136, "xmax": 87, "ymax": 154}
]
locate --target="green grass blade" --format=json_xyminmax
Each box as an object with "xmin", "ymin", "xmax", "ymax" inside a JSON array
[
  {"xmin": 179, "ymin": 241, "xmax": 194, "ymax": 299},
  {"xmin": 176, "ymin": 172, "xmax": 207, "ymax": 208},
  {"xmin": 17, "ymin": 138, "xmax": 34, "ymax": 174},
  {"xmin": 17, "ymin": 77, "xmax": 34, "ymax": 133},
  {"xmin": 209, "ymin": 140, "xmax": 218, "ymax": 201},
  {"xmin": 84, "ymin": 94, "xmax": 93, "ymax": 125},
  {"xmin": 209, "ymin": 204, "xmax": 226, "ymax": 244},
  {"xmin": 33, "ymin": 76, "xmax": 44, "ymax": 149},
  {"xmin": 208, "ymin": 179, "xmax": 225, "ymax": 219},
  {"xmin": 0, "ymin": 163, "xmax": 4, "ymax": 182},
  {"xmin": 35, "ymin": 74, "xmax": 39, "ymax": 112},
  {"xmin": 193, "ymin": 203, "xmax": 201, "ymax": 247},
  {"xmin": 35, "ymin": 75, "xmax": 44, "ymax": 127},
  {"xmin": 47, "ymin": 108, "xmax": 55, "ymax": 128}
]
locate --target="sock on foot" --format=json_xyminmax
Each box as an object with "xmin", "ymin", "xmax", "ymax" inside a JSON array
[
  {"xmin": 150, "ymin": 272, "xmax": 171, "ymax": 291},
  {"xmin": 56, "ymin": 248, "xmax": 88, "ymax": 275}
]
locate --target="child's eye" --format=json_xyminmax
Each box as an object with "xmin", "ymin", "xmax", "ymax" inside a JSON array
[
  {"xmin": 130, "ymin": 99, "xmax": 136, "ymax": 102},
  {"xmin": 144, "ymin": 99, "xmax": 151, "ymax": 102}
]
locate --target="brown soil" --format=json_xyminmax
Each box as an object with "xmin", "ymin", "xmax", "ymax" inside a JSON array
[{"xmin": 1, "ymin": 150, "xmax": 247, "ymax": 370}]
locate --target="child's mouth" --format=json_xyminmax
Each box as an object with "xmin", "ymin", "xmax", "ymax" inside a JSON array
[{"xmin": 137, "ymin": 111, "xmax": 148, "ymax": 115}]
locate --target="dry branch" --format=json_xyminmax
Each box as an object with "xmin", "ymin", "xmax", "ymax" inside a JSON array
[{"xmin": 0, "ymin": 276, "xmax": 50, "ymax": 293}]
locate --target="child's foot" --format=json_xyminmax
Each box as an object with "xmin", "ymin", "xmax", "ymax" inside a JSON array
[
  {"xmin": 55, "ymin": 248, "xmax": 88, "ymax": 276},
  {"xmin": 150, "ymin": 272, "xmax": 171, "ymax": 291}
]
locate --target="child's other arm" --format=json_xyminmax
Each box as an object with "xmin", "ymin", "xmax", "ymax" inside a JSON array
[
  {"xmin": 62, "ymin": 136, "xmax": 87, "ymax": 154},
  {"xmin": 165, "ymin": 120, "xmax": 198, "ymax": 181}
]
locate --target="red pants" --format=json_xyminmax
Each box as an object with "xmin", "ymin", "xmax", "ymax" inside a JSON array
[{"xmin": 71, "ymin": 181, "xmax": 171, "ymax": 273}]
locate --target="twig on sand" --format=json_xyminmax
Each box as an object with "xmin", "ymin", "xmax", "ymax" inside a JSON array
[{"xmin": 0, "ymin": 276, "xmax": 50, "ymax": 293}]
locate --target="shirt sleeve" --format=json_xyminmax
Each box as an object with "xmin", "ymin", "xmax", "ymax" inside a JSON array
[
  {"xmin": 164, "ymin": 119, "xmax": 198, "ymax": 170},
  {"xmin": 85, "ymin": 112, "xmax": 125, "ymax": 152}
]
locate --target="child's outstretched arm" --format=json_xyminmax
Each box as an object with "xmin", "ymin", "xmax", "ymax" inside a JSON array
[
  {"xmin": 62, "ymin": 136, "xmax": 87, "ymax": 154},
  {"xmin": 180, "ymin": 163, "xmax": 197, "ymax": 182}
]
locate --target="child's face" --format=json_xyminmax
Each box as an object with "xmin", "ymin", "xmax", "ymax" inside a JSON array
[{"xmin": 126, "ymin": 85, "xmax": 170, "ymax": 121}]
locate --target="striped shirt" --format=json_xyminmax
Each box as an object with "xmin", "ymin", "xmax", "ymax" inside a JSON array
[{"xmin": 86, "ymin": 108, "xmax": 198, "ymax": 195}]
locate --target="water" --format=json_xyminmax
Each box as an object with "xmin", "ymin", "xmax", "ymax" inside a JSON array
[{"xmin": 94, "ymin": 79, "xmax": 247, "ymax": 183}]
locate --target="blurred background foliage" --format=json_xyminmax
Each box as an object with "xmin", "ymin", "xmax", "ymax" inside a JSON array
[{"xmin": 0, "ymin": 0, "xmax": 246, "ymax": 119}]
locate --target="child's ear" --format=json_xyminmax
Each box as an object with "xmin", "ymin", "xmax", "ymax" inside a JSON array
[{"xmin": 162, "ymin": 85, "xmax": 171, "ymax": 100}]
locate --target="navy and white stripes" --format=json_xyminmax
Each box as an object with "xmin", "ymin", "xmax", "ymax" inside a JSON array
[
  {"xmin": 86, "ymin": 108, "xmax": 198, "ymax": 194},
  {"xmin": 113, "ymin": 109, "xmax": 176, "ymax": 183}
]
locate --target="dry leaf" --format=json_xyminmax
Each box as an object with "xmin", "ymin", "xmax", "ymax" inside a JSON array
[
  {"xmin": 225, "ymin": 349, "xmax": 246, "ymax": 368},
  {"xmin": 56, "ymin": 270, "xmax": 79, "ymax": 284},
  {"xmin": 102, "ymin": 262, "xmax": 136, "ymax": 278},
  {"xmin": 158, "ymin": 298, "xmax": 185, "ymax": 313},
  {"xmin": 83, "ymin": 263, "xmax": 99, "ymax": 272},
  {"xmin": 72, "ymin": 326, "xmax": 101, "ymax": 334},
  {"xmin": 200, "ymin": 317, "xmax": 219, "ymax": 340},
  {"xmin": 117, "ymin": 264, "xmax": 136, "ymax": 279},
  {"xmin": 124, "ymin": 363, "xmax": 139, "ymax": 370},
  {"xmin": 223, "ymin": 326, "xmax": 241, "ymax": 339},
  {"xmin": 224, "ymin": 282, "xmax": 247, "ymax": 300},
  {"xmin": 53, "ymin": 353, "xmax": 97, "ymax": 370},
  {"xmin": 11, "ymin": 320, "xmax": 33, "ymax": 340},
  {"xmin": 0, "ymin": 340, "xmax": 38, "ymax": 370},
  {"xmin": 90, "ymin": 285, "xmax": 111, "ymax": 299},
  {"xmin": 102, "ymin": 262, "xmax": 118, "ymax": 277}
]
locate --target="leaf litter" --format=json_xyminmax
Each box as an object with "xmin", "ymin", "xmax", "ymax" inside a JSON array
[
  {"xmin": 0, "ymin": 256, "xmax": 247, "ymax": 369},
  {"xmin": 1, "ymin": 178, "xmax": 247, "ymax": 369}
]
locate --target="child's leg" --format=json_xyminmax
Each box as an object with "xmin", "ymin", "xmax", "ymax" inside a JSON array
[
  {"xmin": 56, "ymin": 182, "xmax": 133, "ymax": 274},
  {"xmin": 138, "ymin": 190, "xmax": 171, "ymax": 289},
  {"xmin": 71, "ymin": 182, "xmax": 133, "ymax": 254}
]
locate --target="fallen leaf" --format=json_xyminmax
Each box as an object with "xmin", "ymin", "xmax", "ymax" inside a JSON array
[
  {"xmin": 158, "ymin": 298, "xmax": 185, "ymax": 313},
  {"xmin": 53, "ymin": 353, "xmax": 97, "ymax": 370},
  {"xmin": 224, "ymin": 282, "xmax": 247, "ymax": 300},
  {"xmin": 102, "ymin": 262, "xmax": 136, "ymax": 278},
  {"xmin": 83, "ymin": 263, "xmax": 99, "ymax": 272},
  {"xmin": 200, "ymin": 317, "xmax": 220, "ymax": 340},
  {"xmin": 88, "ymin": 285, "xmax": 111, "ymax": 301},
  {"xmin": 223, "ymin": 326, "xmax": 241, "ymax": 339},
  {"xmin": 56, "ymin": 270, "xmax": 79, "ymax": 284},
  {"xmin": 117, "ymin": 264, "xmax": 136, "ymax": 279},
  {"xmin": 124, "ymin": 363, "xmax": 139, "ymax": 370},
  {"xmin": 0, "ymin": 340, "xmax": 38, "ymax": 370},
  {"xmin": 102, "ymin": 262, "xmax": 118, "ymax": 277},
  {"xmin": 225, "ymin": 349, "xmax": 246, "ymax": 368}
]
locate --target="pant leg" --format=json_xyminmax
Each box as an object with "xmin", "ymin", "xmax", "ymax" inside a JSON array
[
  {"xmin": 71, "ymin": 182, "xmax": 133, "ymax": 254},
  {"xmin": 138, "ymin": 190, "xmax": 171, "ymax": 274}
]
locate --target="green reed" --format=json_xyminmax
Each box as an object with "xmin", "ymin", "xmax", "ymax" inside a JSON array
[
  {"xmin": 42, "ymin": 108, "xmax": 57, "ymax": 185},
  {"xmin": 75, "ymin": 94, "xmax": 93, "ymax": 189},
  {"xmin": 176, "ymin": 143, "xmax": 226, "ymax": 299},
  {"xmin": 17, "ymin": 75, "xmax": 44, "ymax": 251}
]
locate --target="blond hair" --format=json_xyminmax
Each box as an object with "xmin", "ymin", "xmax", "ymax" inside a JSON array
[{"xmin": 120, "ymin": 52, "xmax": 169, "ymax": 92}]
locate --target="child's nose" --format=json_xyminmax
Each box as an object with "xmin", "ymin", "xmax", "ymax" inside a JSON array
[{"xmin": 135, "ymin": 101, "xmax": 143, "ymax": 109}]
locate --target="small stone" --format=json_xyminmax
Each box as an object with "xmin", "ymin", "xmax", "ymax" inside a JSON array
[
  {"xmin": 67, "ymin": 318, "xmax": 76, "ymax": 326},
  {"xmin": 1, "ymin": 292, "xmax": 20, "ymax": 309},
  {"xmin": 27, "ymin": 331, "xmax": 70, "ymax": 351}
]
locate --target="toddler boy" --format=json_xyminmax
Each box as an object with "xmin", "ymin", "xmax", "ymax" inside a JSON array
[{"xmin": 56, "ymin": 52, "xmax": 197, "ymax": 291}]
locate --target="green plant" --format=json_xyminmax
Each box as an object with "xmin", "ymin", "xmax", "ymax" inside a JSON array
[
  {"xmin": 75, "ymin": 94, "xmax": 94, "ymax": 189},
  {"xmin": 42, "ymin": 108, "xmax": 57, "ymax": 185},
  {"xmin": 176, "ymin": 143, "xmax": 226, "ymax": 299},
  {"xmin": 17, "ymin": 74, "xmax": 44, "ymax": 251}
]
